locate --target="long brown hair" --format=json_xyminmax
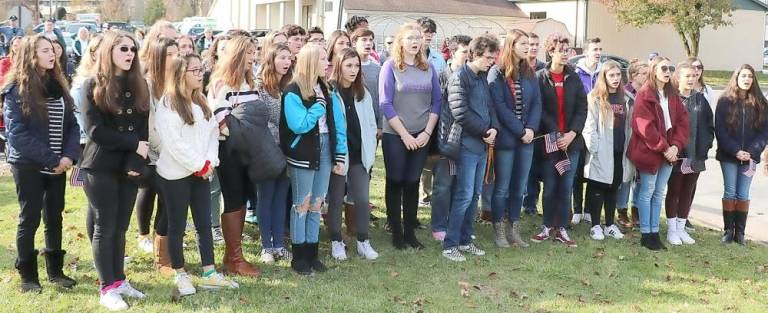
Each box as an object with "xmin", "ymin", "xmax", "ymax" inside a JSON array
[
  {"xmin": 588, "ymin": 60, "xmax": 624, "ymax": 127},
  {"xmin": 686, "ymin": 57, "xmax": 707, "ymax": 88},
  {"xmin": 259, "ymin": 43, "xmax": 292, "ymax": 98},
  {"xmin": 143, "ymin": 37, "xmax": 177, "ymax": 99},
  {"xmin": 391, "ymin": 23, "xmax": 429, "ymax": 72},
  {"xmin": 330, "ymin": 48, "xmax": 365, "ymax": 102},
  {"xmin": 646, "ymin": 56, "xmax": 677, "ymax": 98},
  {"xmin": 326, "ymin": 30, "xmax": 350, "ymax": 64},
  {"xmin": 164, "ymin": 54, "xmax": 211, "ymax": 125},
  {"xmin": 722, "ymin": 64, "xmax": 768, "ymax": 131},
  {"xmin": 498, "ymin": 29, "xmax": 533, "ymax": 81},
  {"xmin": 207, "ymin": 35, "xmax": 256, "ymax": 93},
  {"xmin": 205, "ymin": 35, "xmax": 231, "ymax": 72},
  {"xmin": 2, "ymin": 34, "xmax": 73, "ymax": 117},
  {"xmin": 139, "ymin": 20, "xmax": 177, "ymax": 61},
  {"xmin": 93, "ymin": 31, "xmax": 149, "ymax": 114}
]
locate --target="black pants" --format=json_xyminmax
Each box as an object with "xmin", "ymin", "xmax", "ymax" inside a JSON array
[
  {"xmin": 12, "ymin": 165, "xmax": 66, "ymax": 262},
  {"xmin": 573, "ymin": 149, "xmax": 587, "ymax": 214},
  {"xmin": 217, "ymin": 140, "xmax": 253, "ymax": 213},
  {"xmin": 382, "ymin": 133, "xmax": 428, "ymax": 233},
  {"xmin": 83, "ymin": 170, "xmax": 137, "ymax": 289},
  {"xmin": 158, "ymin": 175, "xmax": 215, "ymax": 269},
  {"xmin": 586, "ymin": 153, "xmax": 623, "ymax": 226},
  {"xmin": 135, "ymin": 165, "xmax": 167, "ymax": 236}
]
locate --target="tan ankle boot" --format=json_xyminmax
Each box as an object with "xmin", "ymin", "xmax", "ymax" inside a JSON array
[{"xmin": 153, "ymin": 235, "xmax": 175, "ymax": 277}]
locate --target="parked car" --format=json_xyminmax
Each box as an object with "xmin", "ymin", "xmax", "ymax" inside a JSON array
[
  {"xmin": 763, "ymin": 48, "xmax": 768, "ymax": 67},
  {"xmin": 569, "ymin": 54, "xmax": 630, "ymax": 83},
  {"xmin": 104, "ymin": 21, "xmax": 135, "ymax": 33},
  {"xmin": 64, "ymin": 22, "xmax": 99, "ymax": 36}
]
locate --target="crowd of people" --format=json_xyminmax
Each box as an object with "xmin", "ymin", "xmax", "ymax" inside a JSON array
[{"xmin": 1, "ymin": 15, "xmax": 767, "ymax": 311}]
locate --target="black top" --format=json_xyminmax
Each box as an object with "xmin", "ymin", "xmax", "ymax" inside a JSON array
[
  {"xmin": 340, "ymin": 86, "xmax": 362, "ymax": 165},
  {"xmin": 609, "ymin": 92, "xmax": 626, "ymax": 153}
]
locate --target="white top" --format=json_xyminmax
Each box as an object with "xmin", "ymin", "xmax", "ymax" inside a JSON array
[
  {"xmin": 156, "ymin": 97, "xmax": 220, "ymax": 180},
  {"xmin": 658, "ymin": 91, "xmax": 672, "ymax": 131},
  {"xmin": 314, "ymin": 84, "xmax": 329, "ymax": 133}
]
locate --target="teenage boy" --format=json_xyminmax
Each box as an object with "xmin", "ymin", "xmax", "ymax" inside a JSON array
[
  {"xmin": 307, "ymin": 27, "xmax": 325, "ymax": 47},
  {"xmin": 281, "ymin": 24, "xmax": 307, "ymax": 56},
  {"xmin": 351, "ymin": 28, "xmax": 382, "ymax": 134}
]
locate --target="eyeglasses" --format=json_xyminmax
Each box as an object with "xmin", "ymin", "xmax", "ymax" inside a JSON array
[
  {"xmin": 693, "ymin": 65, "xmax": 704, "ymax": 70},
  {"xmin": 119, "ymin": 46, "xmax": 137, "ymax": 53},
  {"xmin": 660, "ymin": 65, "xmax": 675, "ymax": 73},
  {"xmin": 186, "ymin": 67, "xmax": 204, "ymax": 75},
  {"xmin": 307, "ymin": 38, "xmax": 325, "ymax": 43},
  {"xmin": 385, "ymin": 41, "xmax": 393, "ymax": 45},
  {"xmin": 405, "ymin": 36, "xmax": 423, "ymax": 42}
]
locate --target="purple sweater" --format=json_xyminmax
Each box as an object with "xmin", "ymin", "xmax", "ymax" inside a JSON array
[{"xmin": 378, "ymin": 60, "xmax": 442, "ymax": 134}]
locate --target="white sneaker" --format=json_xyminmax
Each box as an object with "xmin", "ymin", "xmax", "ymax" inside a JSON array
[
  {"xmin": 590, "ymin": 225, "xmax": 605, "ymax": 240},
  {"xmin": 676, "ymin": 218, "xmax": 695, "ymax": 244},
  {"xmin": 211, "ymin": 227, "xmax": 224, "ymax": 245},
  {"xmin": 356, "ymin": 240, "xmax": 379, "ymax": 260},
  {"xmin": 116, "ymin": 280, "xmax": 146, "ymax": 299},
  {"xmin": 666, "ymin": 218, "xmax": 682, "ymax": 245},
  {"xmin": 200, "ymin": 272, "xmax": 239, "ymax": 289},
  {"xmin": 571, "ymin": 213, "xmax": 582, "ymax": 225},
  {"xmin": 583, "ymin": 214, "xmax": 592, "ymax": 224},
  {"xmin": 137, "ymin": 236, "xmax": 153, "ymax": 254},
  {"xmin": 603, "ymin": 224, "xmax": 624, "ymax": 239},
  {"xmin": 458, "ymin": 243, "xmax": 486, "ymax": 256},
  {"xmin": 100, "ymin": 289, "xmax": 129, "ymax": 311},
  {"xmin": 274, "ymin": 247, "xmax": 292, "ymax": 261},
  {"xmin": 442, "ymin": 247, "xmax": 466, "ymax": 262},
  {"xmin": 174, "ymin": 272, "xmax": 196, "ymax": 296},
  {"xmin": 259, "ymin": 249, "xmax": 275, "ymax": 264},
  {"xmin": 123, "ymin": 255, "xmax": 132, "ymax": 264},
  {"xmin": 185, "ymin": 221, "xmax": 195, "ymax": 232},
  {"xmin": 331, "ymin": 241, "xmax": 347, "ymax": 260}
]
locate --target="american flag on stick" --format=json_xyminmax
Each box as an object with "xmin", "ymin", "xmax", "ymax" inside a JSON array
[
  {"xmin": 544, "ymin": 132, "xmax": 560, "ymax": 154},
  {"xmin": 680, "ymin": 158, "xmax": 695, "ymax": 175},
  {"xmin": 554, "ymin": 150, "xmax": 571, "ymax": 176},
  {"xmin": 743, "ymin": 159, "xmax": 756, "ymax": 178}
]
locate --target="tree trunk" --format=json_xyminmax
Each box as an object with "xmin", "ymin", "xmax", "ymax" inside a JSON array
[
  {"xmin": 676, "ymin": 28, "xmax": 692, "ymax": 57},
  {"xmin": 691, "ymin": 29, "xmax": 700, "ymax": 57}
]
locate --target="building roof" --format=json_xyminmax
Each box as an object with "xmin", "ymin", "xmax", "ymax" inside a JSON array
[{"xmin": 344, "ymin": 0, "xmax": 527, "ymax": 17}]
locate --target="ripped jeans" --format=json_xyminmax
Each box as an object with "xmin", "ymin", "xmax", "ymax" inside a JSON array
[{"xmin": 288, "ymin": 134, "xmax": 332, "ymax": 244}]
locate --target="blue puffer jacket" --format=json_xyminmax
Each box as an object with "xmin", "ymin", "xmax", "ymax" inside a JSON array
[
  {"xmin": 446, "ymin": 63, "xmax": 499, "ymax": 155},
  {"xmin": 2, "ymin": 83, "xmax": 81, "ymax": 169},
  {"xmin": 487, "ymin": 65, "xmax": 542, "ymax": 150}
]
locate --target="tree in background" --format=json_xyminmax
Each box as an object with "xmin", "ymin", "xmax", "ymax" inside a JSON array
[
  {"xmin": 144, "ymin": 0, "xmax": 166, "ymax": 25},
  {"xmin": 605, "ymin": 0, "xmax": 732, "ymax": 57},
  {"xmin": 100, "ymin": 0, "xmax": 128, "ymax": 21}
]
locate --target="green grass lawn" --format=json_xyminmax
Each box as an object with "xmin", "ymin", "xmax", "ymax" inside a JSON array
[
  {"xmin": 2, "ymin": 160, "xmax": 768, "ymax": 312},
  {"xmin": 704, "ymin": 70, "xmax": 768, "ymax": 88}
]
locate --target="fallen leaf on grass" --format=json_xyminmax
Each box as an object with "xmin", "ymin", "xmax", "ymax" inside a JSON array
[
  {"xmin": 581, "ymin": 279, "xmax": 591, "ymax": 287},
  {"xmin": 578, "ymin": 296, "xmax": 586, "ymax": 303},
  {"xmin": 392, "ymin": 296, "xmax": 406, "ymax": 305},
  {"xmin": 666, "ymin": 274, "xmax": 672, "ymax": 282},
  {"xmin": 239, "ymin": 297, "xmax": 248, "ymax": 304},
  {"xmin": 757, "ymin": 265, "xmax": 768, "ymax": 273},
  {"xmin": 488, "ymin": 272, "xmax": 497, "ymax": 278},
  {"xmin": 390, "ymin": 271, "xmax": 400, "ymax": 278},
  {"xmin": 459, "ymin": 281, "xmax": 470, "ymax": 297},
  {"xmin": 593, "ymin": 248, "xmax": 605, "ymax": 259},
  {"xmin": 412, "ymin": 297, "xmax": 425, "ymax": 306},
  {"xmin": 76, "ymin": 232, "xmax": 85, "ymax": 240},
  {"xmin": 618, "ymin": 255, "xmax": 626, "ymax": 261}
]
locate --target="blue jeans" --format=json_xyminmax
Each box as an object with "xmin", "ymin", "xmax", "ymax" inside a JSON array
[
  {"xmin": 616, "ymin": 179, "xmax": 639, "ymax": 209},
  {"xmin": 636, "ymin": 164, "xmax": 673, "ymax": 233},
  {"xmin": 444, "ymin": 148, "xmax": 487, "ymax": 249},
  {"xmin": 430, "ymin": 157, "xmax": 455, "ymax": 233},
  {"xmin": 288, "ymin": 134, "xmax": 332, "ymax": 244},
  {"xmin": 541, "ymin": 149, "xmax": 581, "ymax": 228},
  {"xmin": 523, "ymin": 149, "xmax": 542, "ymax": 210},
  {"xmin": 257, "ymin": 174, "xmax": 289, "ymax": 249},
  {"xmin": 492, "ymin": 145, "xmax": 534, "ymax": 223},
  {"xmin": 721, "ymin": 161, "xmax": 753, "ymax": 201}
]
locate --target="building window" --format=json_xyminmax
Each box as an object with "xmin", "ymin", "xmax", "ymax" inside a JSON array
[
  {"xmin": 530, "ymin": 12, "xmax": 546, "ymax": 19},
  {"xmin": 325, "ymin": 1, "xmax": 333, "ymax": 12}
]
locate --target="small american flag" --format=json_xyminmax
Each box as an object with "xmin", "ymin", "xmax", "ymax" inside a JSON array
[
  {"xmin": 680, "ymin": 158, "xmax": 695, "ymax": 175},
  {"xmin": 743, "ymin": 159, "xmax": 756, "ymax": 178},
  {"xmin": 544, "ymin": 132, "xmax": 560, "ymax": 154},
  {"xmin": 554, "ymin": 151, "xmax": 571, "ymax": 176},
  {"xmin": 69, "ymin": 167, "xmax": 84, "ymax": 187}
]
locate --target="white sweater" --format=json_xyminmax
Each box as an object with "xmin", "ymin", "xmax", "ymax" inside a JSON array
[{"xmin": 156, "ymin": 97, "xmax": 220, "ymax": 180}]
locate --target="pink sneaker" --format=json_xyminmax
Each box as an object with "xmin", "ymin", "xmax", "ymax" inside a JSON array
[{"xmin": 432, "ymin": 231, "xmax": 446, "ymax": 241}]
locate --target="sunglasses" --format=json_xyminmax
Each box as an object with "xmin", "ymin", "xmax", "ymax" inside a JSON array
[
  {"xmin": 660, "ymin": 65, "xmax": 675, "ymax": 73},
  {"xmin": 693, "ymin": 65, "xmax": 704, "ymax": 70},
  {"xmin": 119, "ymin": 46, "xmax": 137, "ymax": 53},
  {"xmin": 386, "ymin": 42, "xmax": 393, "ymax": 45}
]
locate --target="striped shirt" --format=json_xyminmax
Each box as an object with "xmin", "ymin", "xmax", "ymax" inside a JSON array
[
  {"xmin": 41, "ymin": 97, "xmax": 64, "ymax": 174},
  {"xmin": 513, "ymin": 80, "xmax": 523, "ymax": 119},
  {"xmin": 207, "ymin": 81, "xmax": 260, "ymax": 139}
]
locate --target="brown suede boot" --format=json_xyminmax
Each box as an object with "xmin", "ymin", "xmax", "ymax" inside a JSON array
[
  {"xmin": 617, "ymin": 208, "xmax": 632, "ymax": 228},
  {"xmin": 153, "ymin": 236, "xmax": 175, "ymax": 277},
  {"xmin": 222, "ymin": 209, "xmax": 260, "ymax": 277},
  {"xmin": 344, "ymin": 202, "xmax": 357, "ymax": 236},
  {"xmin": 631, "ymin": 207, "xmax": 640, "ymax": 227}
]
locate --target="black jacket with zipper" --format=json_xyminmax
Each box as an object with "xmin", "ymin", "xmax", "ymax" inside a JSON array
[{"xmin": 536, "ymin": 64, "xmax": 588, "ymax": 153}]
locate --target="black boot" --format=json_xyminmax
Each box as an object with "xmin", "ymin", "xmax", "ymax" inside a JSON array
[
  {"xmin": 290, "ymin": 244, "xmax": 311, "ymax": 275},
  {"xmin": 404, "ymin": 228, "xmax": 424, "ymax": 250},
  {"xmin": 640, "ymin": 233, "xmax": 649, "ymax": 249},
  {"xmin": 653, "ymin": 233, "xmax": 667, "ymax": 250},
  {"xmin": 306, "ymin": 243, "xmax": 327, "ymax": 273},
  {"xmin": 734, "ymin": 211, "xmax": 748, "ymax": 246},
  {"xmin": 43, "ymin": 250, "xmax": 77, "ymax": 288},
  {"xmin": 722, "ymin": 199, "xmax": 736, "ymax": 244},
  {"xmin": 385, "ymin": 180, "xmax": 407, "ymax": 250},
  {"xmin": 402, "ymin": 182, "xmax": 424, "ymax": 250},
  {"xmin": 15, "ymin": 251, "xmax": 42, "ymax": 293}
]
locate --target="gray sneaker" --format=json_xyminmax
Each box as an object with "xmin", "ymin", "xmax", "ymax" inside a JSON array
[
  {"xmin": 211, "ymin": 226, "xmax": 224, "ymax": 245},
  {"xmin": 458, "ymin": 243, "xmax": 486, "ymax": 256},
  {"xmin": 442, "ymin": 247, "xmax": 465, "ymax": 262}
]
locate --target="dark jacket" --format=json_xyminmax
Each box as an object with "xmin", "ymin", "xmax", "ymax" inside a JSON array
[
  {"xmin": 2, "ymin": 82, "xmax": 80, "ymax": 169},
  {"xmin": 715, "ymin": 96, "xmax": 768, "ymax": 164},
  {"xmin": 679, "ymin": 91, "xmax": 714, "ymax": 163},
  {"xmin": 626, "ymin": 83, "xmax": 689, "ymax": 174},
  {"xmin": 227, "ymin": 98, "xmax": 286, "ymax": 182},
  {"xmin": 437, "ymin": 65, "xmax": 459, "ymax": 158},
  {"xmin": 279, "ymin": 81, "xmax": 347, "ymax": 170},
  {"xmin": 536, "ymin": 64, "xmax": 588, "ymax": 153},
  {"xmin": 446, "ymin": 63, "xmax": 499, "ymax": 155},
  {"xmin": 487, "ymin": 65, "xmax": 542, "ymax": 150},
  {"xmin": 78, "ymin": 77, "xmax": 149, "ymax": 175}
]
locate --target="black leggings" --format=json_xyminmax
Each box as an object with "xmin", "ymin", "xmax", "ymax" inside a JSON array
[
  {"xmin": 135, "ymin": 165, "xmax": 167, "ymax": 236},
  {"xmin": 158, "ymin": 175, "xmax": 215, "ymax": 269},
  {"xmin": 382, "ymin": 133, "xmax": 428, "ymax": 233},
  {"xmin": 217, "ymin": 140, "xmax": 253, "ymax": 213},
  {"xmin": 586, "ymin": 154, "xmax": 623, "ymax": 226},
  {"xmin": 12, "ymin": 165, "xmax": 66, "ymax": 262},
  {"xmin": 83, "ymin": 170, "xmax": 137, "ymax": 289}
]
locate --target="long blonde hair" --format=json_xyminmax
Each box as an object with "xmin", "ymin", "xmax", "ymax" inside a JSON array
[
  {"xmin": 291, "ymin": 44, "xmax": 327, "ymax": 100},
  {"xmin": 164, "ymin": 54, "xmax": 211, "ymax": 125},
  {"xmin": 207, "ymin": 35, "xmax": 256, "ymax": 92},
  {"xmin": 391, "ymin": 23, "xmax": 429, "ymax": 72},
  {"xmin": 588, "ymin": 60, "xmax": 624, "ymax": 127},
  {"xmin": 73, "ymin": 34, "xmax": 103, "ymax": 82},
  {"xmin": 139, "ymin": 20, "xmax": 176, "ymax": 61}
]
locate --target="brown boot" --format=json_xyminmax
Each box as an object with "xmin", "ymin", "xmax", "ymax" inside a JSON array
[
  {"xmin": 344, "ymin": 202, "xmax": 357, "ymax": 236},
  {"xmin": 631, "ymin": 207, "xmax": 640, "ymax": 227},
  {"xmin": 221, "ymin": 209, "xmax": 260, "ymax": 277},
  {"xmin": 617, "ymin": 208, "xmax": 632, "ymax": 228},
  {"xmin": 153, "ymin": 236, "xmax": 175, "ymax": 277}
]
